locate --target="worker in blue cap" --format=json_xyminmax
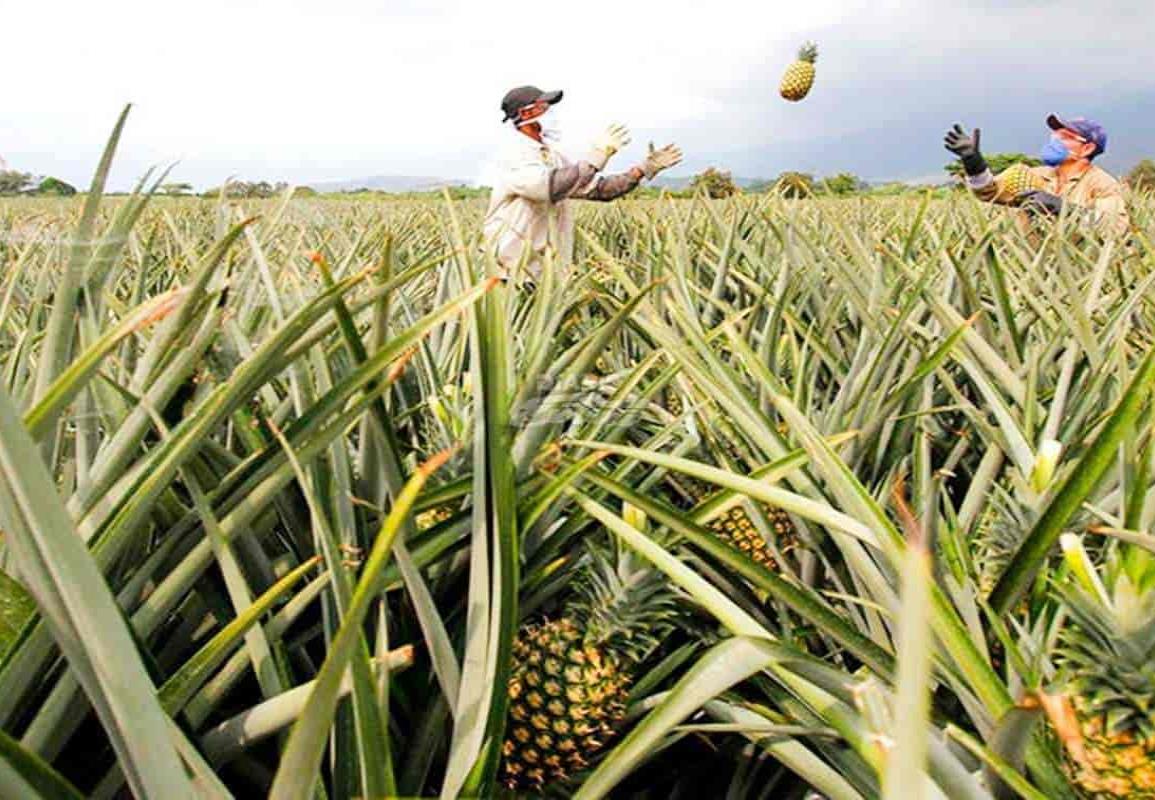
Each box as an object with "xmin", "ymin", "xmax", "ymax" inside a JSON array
[{"xmin": 944, "ymin": 114, "xmax": 1129, "ymax": 236}]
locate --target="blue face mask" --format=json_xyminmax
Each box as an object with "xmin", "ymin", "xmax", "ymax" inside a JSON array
[{"xmin": 1041, "ymin": 139, "xmax": 1070, "ymax": 166}]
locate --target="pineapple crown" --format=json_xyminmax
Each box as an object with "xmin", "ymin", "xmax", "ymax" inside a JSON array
[
  {"xmin": 796, "ymin": 41, "xmax": 818, "ymax": 64},
  {"xmin": 1057, "ymin": 568, "xmax": 1155, "ymax": 738},
  {"xmin": 976, "ymin": 485, "xmax": 1032, "ymax": 590},
  {"xmin": 565, "ymin": 540, "xmax": 681, "ymax": 666}
]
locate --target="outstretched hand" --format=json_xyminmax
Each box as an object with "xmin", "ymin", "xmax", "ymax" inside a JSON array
[
  {"xmin": 590, "ymin": 123, "xmax": 632, "ymax": 169},
  {"xmin": 642, "ymin": 142, "xmax": 683, "ymax": 180},
  {"xmin": 944, "ymin": 123, "xmax": 989, "ymax": 177},
  {"xmin": 944, "ymin": 124, "xmax": 981, "ymax": 158}
]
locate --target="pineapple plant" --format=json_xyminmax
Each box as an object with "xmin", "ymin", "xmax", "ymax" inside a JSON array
[
  {"xmin": 500, "ymin": 543, "xmax": 679, "ymax": 791},
  {"xmin": 779, "ymin": 42, "xmax": 818, "ymax": 101},
  {"xmin": 973, "ymin": 485, "xmax": 1031, "ymax": 598},
  {"xmin": 997, "ymin": 163, "xmax": 1049, "ymax": 201},
  {"xmin": 1054, "ymin": 537, "xmax": 1155, "ymax": 798}
]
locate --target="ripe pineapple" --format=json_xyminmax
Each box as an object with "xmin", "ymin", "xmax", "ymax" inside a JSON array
[
  {"xmin": 709, "ymin": 502, "xmax": 797, "ymax": 570},
  {"xmin": 779, "ymin": 42, "xmax": 818, "ymax": 102},
  {"xmin": 1055, "ymin": 548, "xmax": 1155, "ymax": 798},
  {"xmin": 668, "ymin": 472, "xmax": 798, "ymax": 571},
  {"xmin": 501, "ymin": 545, "xmax": 677, "ymax": 791},
  {"xmin": 997, "ymin": 163, "xmax": 1048, "ymax": 201}
]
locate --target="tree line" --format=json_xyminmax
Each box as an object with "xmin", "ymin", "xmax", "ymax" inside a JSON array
[{"xmin": 5, "ymin": 159, "xmax": 1154, "ymax": 200}]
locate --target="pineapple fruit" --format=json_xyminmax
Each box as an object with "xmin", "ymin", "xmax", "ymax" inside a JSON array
[
  {"xmin": 779, "ymin": 42, "xmax": 818, "ymax": 102},
  {"xmin": 997, "ymin": 163, "xmax": 1048, "ymax": 202},
  {"xmin": 415, "ymin": 504, "xmax": 454, "ymax": 531},
  {"xmin": 708, "ymin": 503, "xmax": 797, "ymax": 570},
  {"xmin": 1055, "ymin": 541, "xmax": 1155, "ymax": 798},
  {"xmin": 670, "ymin": 473, "xmax": 798, "ymax": 571},
  {"xmin": 501, "ymin": 545, "xmax": 677, "ymax": 791}
]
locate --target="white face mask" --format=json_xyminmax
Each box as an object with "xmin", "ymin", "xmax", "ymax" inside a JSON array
[{"xmin": 518, "ymin": 109, "xmax": 562, "ymax": 144}]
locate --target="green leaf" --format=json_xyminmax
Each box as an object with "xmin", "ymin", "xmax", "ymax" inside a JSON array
[
  {"xmin": 574, "ymin": 637, "xmax": 780, "ymax": 799},
  {"xmin": 0, "ymin": 726, "xmax": 83, "ymax": 800},
  {"xmin": 990, "ymin": 345, "xmax": 1155, "ymax": 613},
  {"xmin": 267, "ymin": 449, "xmax": 450, "ymax": 800},
  {"xmin": 157, "ymin": 556, "xmax": 320, "ymax": 715},
  {"xmin": 0, "ymin": 383, "xmax": 195, "ymax": 798}
]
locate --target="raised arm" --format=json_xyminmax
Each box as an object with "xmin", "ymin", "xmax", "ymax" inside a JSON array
[{"xmin": 552, "ymin": 142, "xmax": 684, "ymax": 203}]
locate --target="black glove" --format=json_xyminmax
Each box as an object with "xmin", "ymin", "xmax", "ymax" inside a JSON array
[
  {"xmin": 944, "ymin": 124, "xmax": 988, "ymax": 177},
  {"xmin": 1018, "ymin": 189, "xmax": 1063, "ymax": 216}
]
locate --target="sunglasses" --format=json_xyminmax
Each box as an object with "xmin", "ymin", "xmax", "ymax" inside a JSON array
[
  {"xmin": 516, "ymin": 100, "xmax": 551, "ymax": 124},
  {"xmin": 1053, "ymin": 129, "xmax": 1090, "ymax": 146}
]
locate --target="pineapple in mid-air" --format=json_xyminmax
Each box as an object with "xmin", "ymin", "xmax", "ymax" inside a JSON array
[
  {"xmin": 1055, "ymin": 539, "xmax": 1155, "ymax": 798},
  {"xmin": 779, "ymin": 42, "xmax": 818, "ymax": 101},
  {"xmin": 500, "ymin": 544, "xmax": 678, "ymax": 791},
  {"xmin": 997, "ymin": 163, "xmax": 1048, "ymax": 201}
]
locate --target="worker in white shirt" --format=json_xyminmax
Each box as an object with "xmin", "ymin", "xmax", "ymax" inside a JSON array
[{"xmin": 482, "ymin": 85, "xmax": 682, "ymax": 280}]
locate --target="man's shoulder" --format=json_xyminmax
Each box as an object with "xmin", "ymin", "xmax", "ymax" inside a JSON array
[
  {"xmin": 1087, "ymin": 164, "xmax": 1122, "ymax": 187},
  {"xmin": 498, "ymin": 132, "xmax": 549, "ymax": 165}
]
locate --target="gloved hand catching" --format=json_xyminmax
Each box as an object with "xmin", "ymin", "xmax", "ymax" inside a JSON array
[
  {"xmin": 1018, "ymin": 189, "xmax": 1063, "ymax": 216},
  {"xmin": 589, "ymin": 123, "xmax": 631, "ymax": 169},
  {"xmin": 641, "ymin": 142, "xmax": 683, "ymax": 180},
  {"xmin": 944, "ymin": 124, "xmax": 988, "ymax": 177}
]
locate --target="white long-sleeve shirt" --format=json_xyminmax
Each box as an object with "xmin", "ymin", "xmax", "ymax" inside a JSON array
[{"xmin": 481, "ymin": 129, "xmax": 640, "ymax": 277}]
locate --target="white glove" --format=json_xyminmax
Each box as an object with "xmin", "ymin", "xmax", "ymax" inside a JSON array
[
  {"xmin": 589, "ymin": 123, "xmax": 631, "ymax": 169},
  {"xmin": 641, "ymin": 142, "xmax": 683, "ymax": 180}
]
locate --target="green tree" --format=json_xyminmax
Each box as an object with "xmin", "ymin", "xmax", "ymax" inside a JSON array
[
  {"xmin": 161, "ymin": 182, "xmax": 194, "ymax": 196},
  {"xmin": 820, "ymin": 172, "xmax": 866, "ymax": 195},
  {"xmin": 689, "ymin": 167, "xmax": 738, "ymax": 199},
  {"xmin": 944, "ymin": 152, "xmax": 1041, "ymax": 180},
  {"xmin": 1126, "ymin": 159, "xmax": 1155, "ymax": 192},
  {"xmin": 35, "ymin": 177, "xmax": 77, "ymax": 196},
  {"xmin": 773, "ymin": 172, "xmax": 815, "ymax": 198},
  {"xmin": 201, "ymin": 180, "xmax": 290, "ymax": 199},
  {"xmin": 0, "ymin": 171, "xmax": 33, "ymax": 196}
]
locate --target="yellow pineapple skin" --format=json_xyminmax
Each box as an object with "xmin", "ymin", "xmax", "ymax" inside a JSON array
[
  {"xmin": 1067, "ymin": 705, "xmax": 1155, "ymax": 799},
  {"xmin": 708, "ymin": 504, "xmax": 797, "ymax": 571},
  {"xmin": 501, "ymin": 618, "xmax": 630, "ymax": 791},
  {"xmin": 779, "ymin": 42, "xmax": 818, "ymax": 101},
  {"xmin": 996, "ymin": 163, "xmax": 1048, "ymax": 200},
  {"xmin": 415, "ymin": 504, "xmax": 454, "ymax": 531},
  {"xmin": 779, "ymin": 63, "xmax": 816, "ymax": 101}
]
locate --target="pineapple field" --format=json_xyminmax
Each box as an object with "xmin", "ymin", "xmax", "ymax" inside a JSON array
[{"xmin": 3, "ymin": 116, "xmax": 1155, "ymax": 800}]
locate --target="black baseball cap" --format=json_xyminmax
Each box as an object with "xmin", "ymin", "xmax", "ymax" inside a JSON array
[{"xmin": 500, "ymin": 86, "xmax": 563, "ymax": 123}]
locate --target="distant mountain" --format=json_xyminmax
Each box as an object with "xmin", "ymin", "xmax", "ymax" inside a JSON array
[{"xmin": 309, "ymin": 175, "xmax": 470, "ymax": 193}]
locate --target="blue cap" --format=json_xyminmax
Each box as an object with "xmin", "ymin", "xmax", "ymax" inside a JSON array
[{"xmin": 1047, "ymin": 114, "xmax": 1107, "ymax": 157}]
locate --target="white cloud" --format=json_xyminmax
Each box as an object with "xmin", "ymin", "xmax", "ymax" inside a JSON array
[{"xmin": 1, "ymin": 0, "xmax": 1151, "ymax": 187}]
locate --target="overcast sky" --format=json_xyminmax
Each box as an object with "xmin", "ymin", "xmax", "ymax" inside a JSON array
[{"xmin": 3, "ymin": 0, "xmax": 1153, "ymax": 189}]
